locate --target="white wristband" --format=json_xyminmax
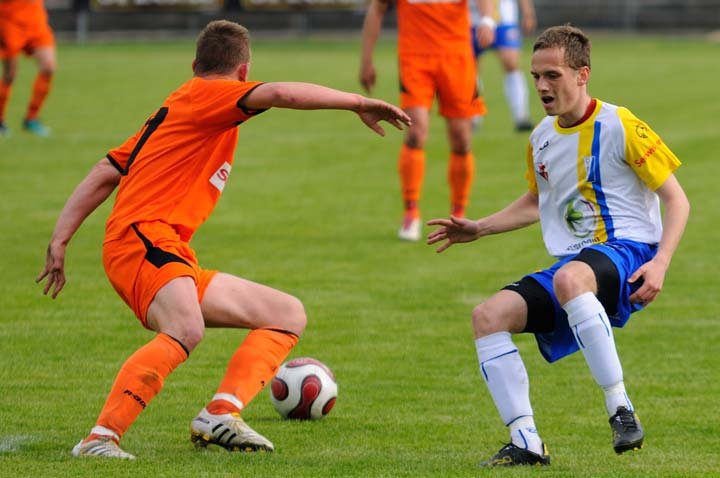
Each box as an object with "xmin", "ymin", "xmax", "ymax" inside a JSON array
[{"xmin": 479, "ymin": 16, "xmax": 496, "ymax": 30}]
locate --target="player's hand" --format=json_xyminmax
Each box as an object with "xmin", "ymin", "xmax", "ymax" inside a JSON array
[
  {"xmin": 476, "ymin": 24, "xmax": 495, "ymax": 49},
  {"xmin": 357, "ymin": 98, "xmax": 411, "ymax": 136},
  {"xmin": 426, "ymin": 216, "xmax": 481, "ymax": 253},
  {"xmin": 36, "ymin": 241, "xmax": 67, "ymax": 299},
  {"xmin": 359, "ymin": 62, "xmax": 376, "ymax": 94},
  {"xmin": 628, "ymin": 258, "xmax": 668, "ymax": 305}
]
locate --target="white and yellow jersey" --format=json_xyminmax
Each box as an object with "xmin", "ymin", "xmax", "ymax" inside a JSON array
[{"xmin": 526, "ymin": 99, "xmax": 681, "ymax": 258}]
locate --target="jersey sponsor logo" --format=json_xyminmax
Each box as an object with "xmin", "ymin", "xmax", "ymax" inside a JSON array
[
  {"xmin": 536, "ymin": 161, "xmax": 549, "ymax": 182},
  {"xmin": 634, "ymin": 138, "xmax": 663, "ymax": 168},
  {"xmin": 563, "ymin": 196, "xmax": 597, "ymax": 238},
  {"xmin": 565, "ymin": 235, "xmax": 603, "ymax": 253},
  {"xmin": 123, "ymin": 389, "xmax": 147, "ymax": 408},
  {"xmin": 635, "ymin": 123, "xmax": 649, "ymax": 139},
  {"xmin": 210, "ymin": 161, "xmax": 232, "ymax": 192},
  {"xmin": 584, "ymin": 155, "xmax": 598, "ymax": 182}
]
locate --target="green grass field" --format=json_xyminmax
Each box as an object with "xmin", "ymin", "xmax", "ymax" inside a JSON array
[{"xmin": 1, "ymin": 33, "xmax": 719, "ymax": 477}]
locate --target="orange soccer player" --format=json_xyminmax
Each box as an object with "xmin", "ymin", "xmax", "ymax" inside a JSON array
[
  {"xmin": 37, "ymin": 20, "xmax": 410, "ymax": 459},
  {"xmin": 360, "ymin": 0, "xmax": 496, "ymax": 240},
  {"xmin": 0, "ymin": 0, "xmax": 56, "ymax": 136}
]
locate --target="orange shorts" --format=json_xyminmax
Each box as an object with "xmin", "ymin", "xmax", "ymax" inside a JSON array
[
  {"xmin": 102, "ymin": 221, "xmax": 217, "ymax": 328},
  {"xmin": 399, "ymin": 53, "xmax": 486, "ymax": 118},
  {"xmin": 0, "ymin": 16, "xmax": 55, "ymax": 59}
]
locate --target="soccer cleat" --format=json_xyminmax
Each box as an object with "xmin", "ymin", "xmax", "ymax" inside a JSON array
[
  {"xmin": 190, "ymin": 408, "xmax": 274, "ymax": 452},
  {"xmin": 398, "ymin": 216, "xmax": 421, "ymax": 241},
  {"xmin": 0, "ymin": 122, "xmax": 9, "ymax": 136},
  {"xmin": 71, "ymin": 435, "xmax": 136, "ymax": 459},
  {"xmin": 609, "ymin": 406, "xmax": 644, "ymax": 454},
  {"xmin": 22, "ymin": 118, "xmax": 50, "ymax": 137},
  {"xmin": 479, "ymin": 442, "xmax": 550, "ymax": 467},
  {"xmin": 515, "ymin": 120, "xmax": 534, "ymax": 132}
]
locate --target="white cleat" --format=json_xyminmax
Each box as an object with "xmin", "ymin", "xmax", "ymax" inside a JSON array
[
  {"xmin": 71, "ymin": 436, "xmax": 136, "ymax": 459},
  {"xmin": 190, "ymin": 408, "xmax": 274, "ymax": 452},
  {"xmin": 398, "ymin": 217, "xmax": 421, "ymax": 241}
]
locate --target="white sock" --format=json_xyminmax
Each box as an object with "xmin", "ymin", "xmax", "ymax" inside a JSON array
[
  {"xmin": 475, "ymin": 332, "xmax": 543, "ymax": 454},
  {"xmin": 90, "ymin": 425, "xmax": 119, "ymax": 441},
  {"xmin": 503, "ymin": 70, "xmax": 530, "ymax": 124},
  {"xmin": 604, "ymin": 381, "xmax": 634, "ymax": 416},
  {"xmin": 509, "ymin": 416, "xmax": 544, "ymax": 455},
  {"xmin": 563, "ymin": 292, "xmax": 633, "ymax": 416}
]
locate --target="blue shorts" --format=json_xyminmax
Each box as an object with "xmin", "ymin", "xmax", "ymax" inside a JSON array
[
  {"xmin": 525, "ymin": 240, "xmax": 657, "ymax": 363},
  {"xmin": 471, "ymin": 23, "xmax": 522, "ymax": 57}
]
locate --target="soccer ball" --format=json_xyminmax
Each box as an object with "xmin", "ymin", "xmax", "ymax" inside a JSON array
[{"xmin": 270, "ymin": 357, "xmax": 337, "ymax": 420}]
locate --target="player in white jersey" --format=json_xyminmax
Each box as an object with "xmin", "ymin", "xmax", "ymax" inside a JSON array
[
  {"xmin": 427, "ymin": 25, "xmax": 689, "ymax": 466},
  {"xmin": 470, "ymin": 0, "xmax": 536, "ymax": 131}
]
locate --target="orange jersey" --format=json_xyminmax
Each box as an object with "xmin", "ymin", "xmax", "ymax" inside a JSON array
[
  {"xmin": 105, "ymin": 77, "xmax": 266, "ymax": 242},
  {"xmin": 396, "ymin": 0, "xmax": 472, "ymax": 56},
  {"xmin": 0, "ymin": 0, "xmax": 48, "ymax": 23}
]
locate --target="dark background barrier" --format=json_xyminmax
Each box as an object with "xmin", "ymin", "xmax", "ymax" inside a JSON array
[{"xmin": 45, "ymin": 0, "xmax": 720, "ymax": 40}]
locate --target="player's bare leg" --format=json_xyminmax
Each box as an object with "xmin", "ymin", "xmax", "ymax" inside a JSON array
[
  {"xmin": 23, "ymin": 46, "xmax": 56, "ymax": 137},
  {"xmin": 191, "ymin": 273, "xmax": 306, "ymax": 452},
  {"xmin": 0, "ymin": 58, "xmax": 17, "ymax": 136}
]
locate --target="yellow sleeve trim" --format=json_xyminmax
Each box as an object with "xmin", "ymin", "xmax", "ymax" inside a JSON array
[{"xmin": 525, "ymin": 142, "xmax": 538, "ymax": 194}]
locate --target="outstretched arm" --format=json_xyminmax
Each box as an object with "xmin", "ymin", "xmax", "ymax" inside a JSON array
[
  {"xmin": 359, "ymin": 0, "xmax": 390, "ymax": 93},
  {"xmin": 628, "ymin": 174, "xmax": 690, "ymax": 304},
  {"xmin": 427, "ymin": 191, "xmax": 539, "ymax": 253},
  {"xmin": 241, "ymin": 82, "xmax": 411, "ymax": 136},
  {"xmin": 36, "ymin": 159, "xmax": 121, "ymax": 298}
]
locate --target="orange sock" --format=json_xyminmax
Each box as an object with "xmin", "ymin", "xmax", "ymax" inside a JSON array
[
  {"xmin": 0, "ymin": 80, "xmax": 12, "ymax": 123},
  {"xmin": 398, "ymin": 145, "xmax": 425, "ymax": 217},
  {"xmin": 207, "ymin": 328, "xmax": 299, "ymax": 415},
  {"xmin": 448, "ymin": 152, "xmax": 475, "ymax": 217},
  {"xmin": 94, "ymin": 333, "xmax": 188, "ymax": 438},
  {"xmin": 25, "ymin": 72, "xmax": 52, "ymax": 120},
  {"xmin": 403, "ymin": 200, "xmax": 419, "ymax": 220}
]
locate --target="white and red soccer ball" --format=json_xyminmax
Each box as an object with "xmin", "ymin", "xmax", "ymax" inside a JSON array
[{"xmin": 270, "ymin": 357, "xmax": 337, "ymax": 420}]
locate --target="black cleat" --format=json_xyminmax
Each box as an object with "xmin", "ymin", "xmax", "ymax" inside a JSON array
[
  {"xmin": 609, "ymin": 406, "xmax": 644, "ymax": 454},
  {"xmin": 479, "ymin": 442, "xmax": 550, "ymax": 467}
]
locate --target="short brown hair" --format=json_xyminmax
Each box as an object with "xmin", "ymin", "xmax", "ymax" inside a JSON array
[
  {"xmin": 533, "ymin": 25, "xmax": 591, "ymax": 70},
  {"xmin": 194, "ymin": 20, "xmax": 251, "ymax": 75}
]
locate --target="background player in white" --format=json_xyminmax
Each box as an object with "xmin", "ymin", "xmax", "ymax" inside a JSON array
[
  {"xmin": 427, "ymin": 25, "xmax": 689, "ymax": 466},
  {"xmin": 470, "ymin": 0, "xmax": 536, "ymax": 131}
]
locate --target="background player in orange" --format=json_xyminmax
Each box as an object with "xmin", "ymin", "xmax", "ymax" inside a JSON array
[
  {"xmin": 36, "ymin": 20, "xmax": 410, "ymax": 459},
  {"xmin": 0, "ymin": 0, "xmax": 56, "ymax": 136},
  {"xmin": 360, "ymin": 0, "xmax": 495, "ymax": 241}
]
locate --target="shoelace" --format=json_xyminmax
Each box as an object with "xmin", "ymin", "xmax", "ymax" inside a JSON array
[
  {"xmin": 616, "ymin": 411, "xmax": 639, "ymax": 431},
  {"xmin": 225, "ymin": 416, "xmax": 260, "ymax": 437},
  {"xmin": 494, "ymin": 442, "xmax": 519, "ymax": 455}
]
